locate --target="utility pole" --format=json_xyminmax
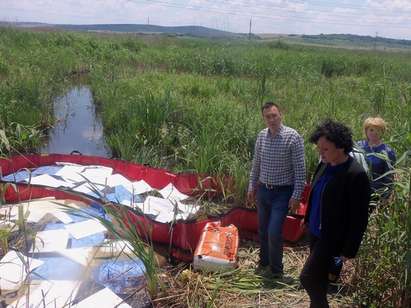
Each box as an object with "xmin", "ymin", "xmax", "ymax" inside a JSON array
[
  {"xmin": 248, "ymin": 17, "xmax": 252, "ymax": 40},
  {"xmin": 147, "ymin": 16, "xmax": 150, "ymax": 25},
  {"xmin": 374, "ymin": 31, "xmax": 378, "ymax": 51}
]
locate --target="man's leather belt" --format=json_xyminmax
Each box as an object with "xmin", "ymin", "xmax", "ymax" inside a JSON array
[{"xmin": 260, "ymin": 182, "xmax": 293, "ymax": 192}]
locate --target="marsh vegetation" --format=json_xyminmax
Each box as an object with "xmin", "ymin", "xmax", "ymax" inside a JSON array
[{"xmin": 0, "ymin": 27, "xmax": 409, "ymax": 306}]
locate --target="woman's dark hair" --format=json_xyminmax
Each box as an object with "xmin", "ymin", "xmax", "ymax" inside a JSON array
[{"xmin": 309, "ymin": 119, "xmax": 353, "ymax": 154}]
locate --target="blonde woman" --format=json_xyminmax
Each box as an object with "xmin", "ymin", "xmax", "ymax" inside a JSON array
[{"xmin": 358, "ymin": 117, "xmax": 396, "ymax": 200}]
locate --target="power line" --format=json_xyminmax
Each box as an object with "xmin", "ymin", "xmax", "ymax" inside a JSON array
[
  {"xmin": 204, "ymin": 0, "xmax": 411, "ymax": 18},
  {"xmin": 248, "ymin": 17, "xmax": 252, "ymax": 39},
  {"xmin": 226, "ymin": 0, "xmax": 411, "ymax": 13},
  {"xmin": 132, "ymin": 0, "xmax": 411, "ymax": 30},
  {"xmin": 3, "ymin": 1, "xmax": 411, "ymax": 33},
  {"xmin": 136, "ymin": 0, "xmax": 411, "ymax": 27}
]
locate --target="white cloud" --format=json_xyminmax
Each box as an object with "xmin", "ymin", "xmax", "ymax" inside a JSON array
[
  {"xmin": 0, "ymin": 0, "xmax": 410, "ymax": 39},
  {"xmin": 367, "ymin": 0, "xmax": 411, "ymax": 11}
]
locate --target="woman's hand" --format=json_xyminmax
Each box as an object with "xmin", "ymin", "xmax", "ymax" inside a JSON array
[{"xmin": 341, "ymin": 256, "xmax": 349, "ymax": 262}]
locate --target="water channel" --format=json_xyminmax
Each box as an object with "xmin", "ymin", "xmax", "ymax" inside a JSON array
[{"xmin": 40, "ymin": 86, "xmax": 111, "ymax": 157}]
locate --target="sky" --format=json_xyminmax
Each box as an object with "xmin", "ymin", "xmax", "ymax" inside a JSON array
[{"xmin": 1, "ymin": 0, "xmax": 411, "ymax": 40}]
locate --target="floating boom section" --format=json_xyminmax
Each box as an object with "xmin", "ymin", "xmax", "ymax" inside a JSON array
[{"xmin": 0, "ymin": 154, "xmax": 307, "ymax": 261}]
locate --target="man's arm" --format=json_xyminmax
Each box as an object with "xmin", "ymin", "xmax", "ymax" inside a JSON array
[
  {"xmin": 290, "ymin": 134, "xmax": 306, "ymax": 202},
  {"xmin": 248, "ymin": 133, "xmax": 262, "ymax": 199}
]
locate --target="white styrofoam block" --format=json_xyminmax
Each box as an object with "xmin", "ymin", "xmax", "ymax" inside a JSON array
[
  {"xmin": 159, "ymin": 183, "xmax": 189, "ymax": 202},
  {"xmin": 0, "ymin": 250, "xmax": 43, "ymax": 291},
  {"xmin": 30, "ymin": 229, "xmax": 69, "ymax": 253},
  {"xmin": 73, "ymin": 287, "xmax": 131, "ymax": 308},
  {"xmin": 8, "ymin": 280, "xmax": 80, "ymax": 308},
  {"xmin": 64, "ymin": 219, "xmax": 106, "ymax": 239}
]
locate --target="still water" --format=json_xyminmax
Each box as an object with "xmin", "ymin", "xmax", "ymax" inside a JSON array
[{"xmin": 40, "ymin": 86, "xmax": 111, "ymax": 157}]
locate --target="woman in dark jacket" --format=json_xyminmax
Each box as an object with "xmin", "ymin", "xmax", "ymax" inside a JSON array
[{"xmin": 300, "ymin": 120, "xmax": 370, "ymax": 308}]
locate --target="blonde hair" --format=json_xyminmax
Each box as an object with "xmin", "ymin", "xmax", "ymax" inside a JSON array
[{"xmin": 363, "ymin": 117, "xmax": 387, "ymax": 136}]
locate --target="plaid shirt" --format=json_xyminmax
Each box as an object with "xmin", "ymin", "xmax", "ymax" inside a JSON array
[{"xmin": 248, "ymin": 125, "xmax": 306, "ymax": 200}]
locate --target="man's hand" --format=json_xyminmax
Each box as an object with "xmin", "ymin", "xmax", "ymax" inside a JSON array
[
  {"xmin": 288, "ymin": 198, "xmax": 300, "ymax": 213},
  {"xmin": 246, "ymin": 190, "xmax": 256, "ymax": 207}
]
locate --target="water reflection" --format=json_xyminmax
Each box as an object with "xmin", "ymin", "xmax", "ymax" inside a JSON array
[{"xmin": 41, "ymin": 86, "xmax": 111, "ymax": 157}]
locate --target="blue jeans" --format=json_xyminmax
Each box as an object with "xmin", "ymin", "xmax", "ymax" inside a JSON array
[{"xmin": 257, "ymin": 184, "xmax": 293, "ymax": 274}]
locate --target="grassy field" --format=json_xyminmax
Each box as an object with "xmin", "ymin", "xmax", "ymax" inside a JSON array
[
  {"xmin": 0, "ymin": 27, "xmax": 410, "ymax": 306},
  {"xmin": 257, "ymin": 34, "xmax": 411, "ymax": 52}
]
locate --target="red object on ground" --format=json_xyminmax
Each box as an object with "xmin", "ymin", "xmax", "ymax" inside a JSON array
[{"xmin": 0, "ymin": 153, "xmax": 309, "ymax": 261}]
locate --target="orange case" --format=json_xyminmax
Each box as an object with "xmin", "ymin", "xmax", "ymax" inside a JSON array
[{"xmin": 193, "ymin": 221, "xmax": 239, "ymax": 271}]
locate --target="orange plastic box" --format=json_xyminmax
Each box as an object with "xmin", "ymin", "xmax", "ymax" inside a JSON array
[{"xmin": 193, "ymin": 221, "xmax": 239, "ymax": 272}]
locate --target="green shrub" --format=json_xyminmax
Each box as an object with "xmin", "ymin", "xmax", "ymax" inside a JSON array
[
  {"xmin": 351, "ymin": 161, "xmax": 410, "ymax": 307},
  {"xmin": 320, "ymin": 57, "xmax": 347, "ymax": 77}
]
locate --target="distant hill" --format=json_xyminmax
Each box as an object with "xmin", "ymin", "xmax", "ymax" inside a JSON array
[
  {"xmin": 57, "ymin": 24, "xmax": 250, "ymax": 39},
  {"xmin": 0, "ymin": 21, "xmax": 251, "ymax": 39},
  {"xmin": 259, "ymin": 33, "xmax": 411, "ymax": 50},
  {"xmin": 0, "ymin": 21, "xmax": 49, "ymax": 28},
  {"xmin": 2, "ymin": 21, "xmax": 410, "ymax": 49},
  {"xmin": 301, "ymin": 33, "xmax": 411, "ymax": 48}
]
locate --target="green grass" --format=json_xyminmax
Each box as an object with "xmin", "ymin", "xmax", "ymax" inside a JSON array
[
  {"xmin": 0, "ymin": 27, "xmax": 410, "ymax": 305},
  {"xmin": 351, "ymin": 164, "xmax": 410, "ymax": 307}
]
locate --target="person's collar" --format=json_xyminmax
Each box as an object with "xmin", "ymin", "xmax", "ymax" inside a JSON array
[
  {"xmin": 327, "ymin": 155, "xmax": 351, "ymax": 169},
  {"xmin": 368, "ymin": 141, "xmax": 383, "ymax": 147},
  {"xmin": 268, "ymin": 124, "xmax": 283, "ymax": 137}
]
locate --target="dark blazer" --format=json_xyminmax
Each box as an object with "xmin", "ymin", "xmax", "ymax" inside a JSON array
[{"xmin": 305, "ymin": 157, "xmax": 371, "ymax": 258}]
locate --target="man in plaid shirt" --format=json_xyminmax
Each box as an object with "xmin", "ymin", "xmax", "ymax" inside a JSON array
[{"xmin": 248, "ymin": 101, "xmax": 306, "ymax": 277}]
